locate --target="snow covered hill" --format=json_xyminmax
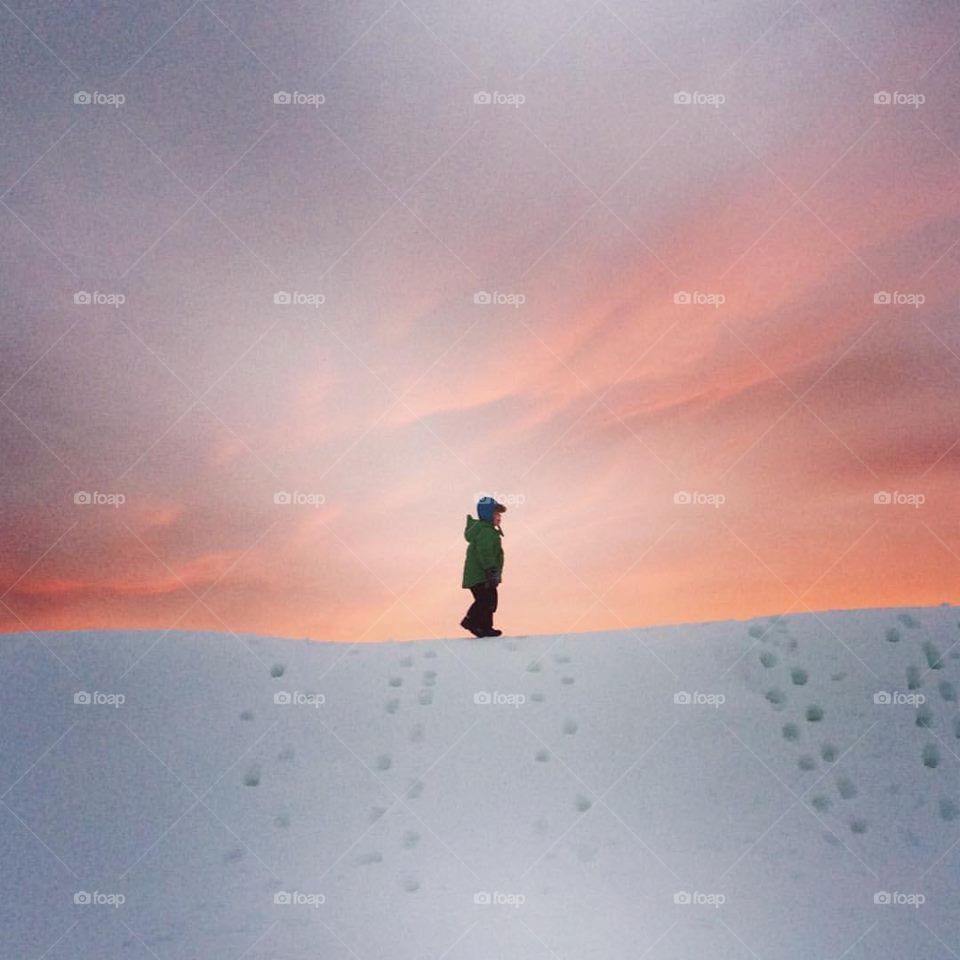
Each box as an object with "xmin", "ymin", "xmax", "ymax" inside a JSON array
[{"xmin": 3, "ymin": 606, "xmax": 960, "ymax": 959}]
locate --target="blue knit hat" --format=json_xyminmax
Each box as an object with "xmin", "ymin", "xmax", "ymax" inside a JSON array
[{"xmin": 477, "ymin": 496, "xmax": 506, "ymax": 521}]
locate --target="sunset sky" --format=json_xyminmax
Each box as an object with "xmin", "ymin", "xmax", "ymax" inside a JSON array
[{"xmin": 2, "ymin": 0, "xmax": 960, "ymax": 642}]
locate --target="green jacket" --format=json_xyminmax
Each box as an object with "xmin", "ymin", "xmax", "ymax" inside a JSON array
[{"xmin": 462, "ymin": 515, "xmax": 504, "ymax": 588}]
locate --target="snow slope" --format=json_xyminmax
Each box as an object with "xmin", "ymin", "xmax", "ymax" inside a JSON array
[{"xmin": 3, "ymin": 606, "xmax": 960, "ymax": 959}]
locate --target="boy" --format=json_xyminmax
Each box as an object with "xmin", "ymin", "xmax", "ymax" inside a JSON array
[{"xmin": 461, "ymin": 496, "xmax": 506, "ymax": 637}]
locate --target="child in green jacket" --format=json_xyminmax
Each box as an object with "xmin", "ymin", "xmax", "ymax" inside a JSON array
[{"xmin": 461, "ymin": 497, "xmax": 505, "ymax": 637}]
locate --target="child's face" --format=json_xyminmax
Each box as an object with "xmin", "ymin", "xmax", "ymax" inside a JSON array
[{"xmin": 493, "ymin": 509, "xmax": 504, "ymax": 526}]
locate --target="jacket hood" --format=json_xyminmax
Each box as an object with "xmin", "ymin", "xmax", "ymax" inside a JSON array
[{"xmin": 464, "ymin": 514, "xmax": 502, "ymax": 542}]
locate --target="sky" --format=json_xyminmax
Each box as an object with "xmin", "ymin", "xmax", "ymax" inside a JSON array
[{"xmin": 2, "ymin": 0, "xmax": 960, "ymax": 642}]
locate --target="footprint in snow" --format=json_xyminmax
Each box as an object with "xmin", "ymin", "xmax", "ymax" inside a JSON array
[
  {"xmin": 423, "ymin": 649, "xmax": 437, "ymax": 659},
  {"xmin": 563, "ymin": 719, "xmax": 578, "ymax": 735},
  {"xmin": 805, "ymin": 705, "xmax": 824, "ymax": 722},
  {"xmin": 369, "ymin": 806, "xmax": 387, "ymax": 823},
  {"xmin": 953, "ymin": 717, "xmax": 960, "ymax": 739},
  {"xmin": 759, "ymin": 650, "xmax": 778, "ymax": 668},
  {"xmin": 765, "ymin": 688, "xmax": 786, "ymax": 707},
  {"xmin": 243, "ymin": 765, "xmax": 261, "ymax": 787},
  {"xmin": 223, "ymin": 847, "xmax": 245, "ymax": 863},
  {"xmin": 922, "ymin": 744, "xmax": 940, "ymax": 769},
  {"xmin": 356, "ymin": 851, "xmax": 383, "ymax": 866},
  {"xmin": 534, "ymin": 749, "xmax": 550, "ymax": 762},
  {"xmin": 400, "ymin": 875, "xmax": 420, "ymax": 892},
  {"xmin": 274, "ymin": 813, "xmax": 290, "ymax": 829},
  {"xmin": 748, "ymin": 625, "xmax": 766, "ymax": 639},
  {"xmin": 782, "ymin": 723, "xmax": 800, "ymax": 742},
  {"xmin": 423, "ymin": 670, "xmax": 437, "ymax": 687},
  {"xmin": 831, "ymin": 672, "xmax": 846, "ymax": 682},
  {"xmin": 401, "ymin": 830, "xmax": 420, "ymax": 849},
  {"xmin": 530, "ymin": 692, "xmax": 546, "ymax": 702},
  {"xmin": 375, "ymin": 754, "xmax": 392, "ymax": 771},
  {"xmin": 798, "ymin": 755, "xmax": 817, "ymax": 771},
  {"xmin": 560, "ymin": 676, "xmax": 575, "ymax": 685},
  {"xmin": 836, "ymin": 776, "xmax": 857, "ymax": 799},
  {"xmin": 399, "ymin": 655, "xmax": 413, "ymax": 668},
  {"xmin": 791, "ymin": 668, "xmax": 808, "ymax": 686},
  {"xmin": 385, "ymin": 698, "xmax": 400, "ymax": 715},
  {"xmin": 922, "ymin": 641, "xmax": 944, "ymax": 670},
  {"xmin": 939, "ymin": 680, "xmax": 956, "ymax": 703},
  {"xmin": 388, "ymin": 676, "xmax": 403, "ymax": 688},
  {"xmin": 270, "ymin": 663, "xmax": 285, "ymax": 678},
  {"xmin": 906, "ymin": 665, "xmax": 922, "ymax": 690},
  {"xmin": 277, "ymin": 746, "xmax": 294, "ymax": 762},
  {"xmin": 409, "ymin": 723, "xmax": 424, "ymax": 743},
  {"xmin": 575, "ymin": 794, "xmax": 592, "ymax": 812},
  {"xmin": 527, "ymin": 661, "xmax": 542, "ymax": 673},
  {"xmin": 240, "ymin": 709, "xmax": 254, "ymax": 721},
  {"xmin": 820, "ymin": 742, "xmax": 838, "ymax": 762},
  {"xmin": 553, "ymin": 654, "xmax": 571, "ymax": 664},
  {"xmin": 810, "ymin": 795, "xmax": 831, "ymax": 813},
  {"xmin": 916, "ymin": 704, "xmax": 934, "ymax": 728},
  {"xmin": 940, "ymin": 799, "xmax": 959, "ymax": 821},
  {"xmin": 850, "ymin": 819, "xmax": 868, "ymax": 834},
  {"xmin": 407, "ymin": 780, "xmax": 424, "ymax": 799},
  {"xmin": 418, "ymin": 688, "xmax": 433, "ymax": 706},
  {"xmin": 897, "ymin": 612, "xmax": 920, "ymax": 628},
  {"xmin": 885, "ymin": 627, "xmax": 901, "ymax": 643}
]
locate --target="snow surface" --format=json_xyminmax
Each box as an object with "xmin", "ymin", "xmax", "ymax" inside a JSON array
[{"xmin": 3, "ymin": 606, "xmax": 960, "ymax": 959}]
